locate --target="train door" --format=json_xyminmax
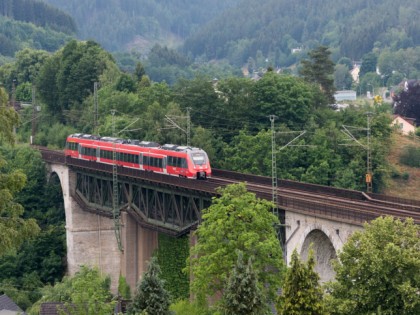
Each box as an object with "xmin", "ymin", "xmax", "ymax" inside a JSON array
[{"xmin": 162, "ymin": 157, "xmax": 167, "ymax": 174}]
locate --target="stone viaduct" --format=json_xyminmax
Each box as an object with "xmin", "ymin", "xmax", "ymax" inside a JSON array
[
  {"xmin": 47, "ymin": 161, "xmax": 359, "ymax": 291},
  {"xmin": 44, "ymin": 155, "xmax": 419, "ymax": 292}
]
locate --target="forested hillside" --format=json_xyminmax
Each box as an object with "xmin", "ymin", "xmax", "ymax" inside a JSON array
[
  {"xmin": 0, "ymin": 0, "xmax": 76, "ymax": 34},
  {"xmin": 184, "ymin": 0, "xmax": 420, "ymax": 66},
  {"xmin": 0, "ymin": 0, "xmax": 75, "ymax": 58},
  {"xmin": 41, "ymin": 0, "xmax": 240, "ymax": 52},
  {"xmin": 37, "ymin": 0, "xmax": 420, "ymax": 74}
]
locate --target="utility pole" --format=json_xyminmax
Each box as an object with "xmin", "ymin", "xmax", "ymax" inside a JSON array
[
  {"xmin": 269, "ymin": 115, "xmax": 278, "ymax": 217},
  {"xmin": 186, "ymin": 107, "xmax": 191, "ymax": 147},
  {"xmin": 94, "ymin": 82, "xmax": 98, "ymax": 135},
  {"xmin": 366, "ymin": 112, "xmax": 373, "ymax": 193},
  {"xmin": 11, "ymin": 79, "xmax": 16, "ymax": 141},
  {"xmin": 111, "ymin": 110, "xmax": 123, "ymax": 251},
  {"xmin": 31, "ymin": 86, "xmax": 36, "ymax": 144},
  {"xmin": 341, "ymin": 111, "xmax": 374, "ymax": 193}
]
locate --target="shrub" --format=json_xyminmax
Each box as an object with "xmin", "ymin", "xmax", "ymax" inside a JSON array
[{"xmin": 400, "ymin": 145, "xmax": 420, "ymax": 167}]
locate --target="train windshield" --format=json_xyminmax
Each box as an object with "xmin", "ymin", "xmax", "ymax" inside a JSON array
[{"xmin": 191, "ymin": 152, "xmax": 206, "ymax": 165}]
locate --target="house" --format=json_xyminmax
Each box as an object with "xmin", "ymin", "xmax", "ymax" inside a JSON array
[
  {"xmin": 334, "ymin": 90, "xmax": 357, "ymax": 102},
  {"xmin": 0, "ymin": 294, "xmax": 26, "ymax": 315},
  {"xmin": 391, "ymin": 115, "xmax": 416, "ymax": 135}
]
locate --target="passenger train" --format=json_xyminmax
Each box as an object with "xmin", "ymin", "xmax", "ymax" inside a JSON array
[{"xmin": 65, "ymin": 134, "xmax": 211, "ymax": 179}]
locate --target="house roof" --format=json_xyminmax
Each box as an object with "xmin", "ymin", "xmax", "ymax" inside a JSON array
[
  {"xmin": 39, "ymin": 303, "xmax": 69, "ymax": 315},
  {"xmin": 0, "ymin": 295, "xmax": 24, "ymax": 314}
]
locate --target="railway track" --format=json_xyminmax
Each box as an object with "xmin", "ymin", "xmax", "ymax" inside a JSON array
[
  {"xmin": 37, "ymin": 146, "xmax": 420, "ymax": 224},
  {"xmin": 208, "ymin": 176, "xmax": 420, "ymax": 224}
]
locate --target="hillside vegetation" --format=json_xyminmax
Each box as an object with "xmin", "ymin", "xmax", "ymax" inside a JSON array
[
  {"xmin": 39, "ymin": 0, "xmax": 420, "ymax": 68},
  {"xmin": 41, "ymin": 0, "xmax": 240, "ymax": 51},
  {"xmin": 184, "ymin": 0, "xmax": 420, "ymax": 66},
  {"xmin": 385, "ymin": 133, "xmax": 420, "ymax": 200},
  {"xmin": 0, "ymin": 0, "xmax": 75, "ymax": 57}
]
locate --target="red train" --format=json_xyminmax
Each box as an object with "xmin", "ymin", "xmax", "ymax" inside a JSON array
[{"xmin": 65, "ymin": 134, "xmax": 211, "ymax": 179}]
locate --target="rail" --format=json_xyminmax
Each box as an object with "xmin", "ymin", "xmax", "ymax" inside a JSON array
[{"xmin": 38, "ymin": 147, "xmax": 420, "ymax": 225}]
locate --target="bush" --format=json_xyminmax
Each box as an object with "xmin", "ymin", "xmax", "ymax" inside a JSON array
[
  {"xmin": 399, "ymin": 145, "xmax": 420, "ymax": 167},
  {"xmin": 170, "ymin": 299, "xmax": 214, "ymax": 315},
  {"xmin": 402, "ymin": 172, "xmax": 410, "ymax": 180}
]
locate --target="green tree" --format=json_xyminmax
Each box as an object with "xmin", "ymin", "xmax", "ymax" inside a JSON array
[
  {"xmin": 28, "ymin": 266, "xmax": 115, "ymax": 315},
  {"xmin": 188, "ymin": 183, "xmax": 285, "ymax": 306},
  {"xmin": 252, "ymin": 72, "xmax": 323, "ymax": 128},
  {"xmin": 326, "ymin": 216, "xmax": 420, "ymax": 315},
  {"xmin": 128, "ymin": 256, "xmax": 171, "ymax": 315},
  {"xmin": 359, "ymin": 52, "xmax": 377, "ymax": 77},
  {"xmin": 299, "ymin": 46, "xmax": 336, "ymax": 104},
  {"xmin": 118, "ymin": 276, "xmax": 131, "ymax": 300},
  {"xmin": 37, "ymin": 40, "xmax": 114, "ymax": 122},
  {"xmin": 277, "ymin": 249, "xmax": 326, "ymax": 315},
  {"xmin": 221, "ymin": 251, "xmax": 267, "ymax": 315},
  {"xmin": 0, "ymin": 93, "xmax": 40, "ymax": 256},
  {"xmin": 334, "ymin": 64, "xmax": 353, "ymax": 90},
  {"xmin": 393, "ymin": 80, "xmax": 420, "ymax": 123}
]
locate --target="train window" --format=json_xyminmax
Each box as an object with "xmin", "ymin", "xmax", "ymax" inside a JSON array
[
  {"xmin": 180, "ymin": 158, "xmax": 187, "ymax": 168},
  {"xmin": 66, "ymin": 142, "xmax": 78, "ymax": 151},
  {"xmin": 81, "ymin": 147, "xmax": 96, "ymax": 156},
  {"xmin": 191, "ymin": 153, "xmax": 206, "ymax": 165}
]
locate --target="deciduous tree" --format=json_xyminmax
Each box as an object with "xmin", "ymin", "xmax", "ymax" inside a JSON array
[
  {"xmin": 393, "ymin": 80, "xmax": 420, "ymax": 123},
  {"xmin": 325, "ymin": 216, "xmax": 420, "ymax": 315},
  {"xmin": 188, "ymin": 183, "xmax": 285, "ymax": 306}
]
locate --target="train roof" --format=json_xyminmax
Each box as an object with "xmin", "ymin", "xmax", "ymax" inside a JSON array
[{"xmin": 68, "ymin": 134, "xmax": 204, "ymax": 152}]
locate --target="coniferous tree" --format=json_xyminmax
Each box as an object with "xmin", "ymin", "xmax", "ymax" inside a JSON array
[
  {"xmin": 222, "ymin": 251, "xmax": 267, "ymax": 315},
  {"xmin": 128, "ymin": 257, "xmax": 171, "ymax": 315},
  {"xmin": 276, "ymin": 249, "xmax": 325, "ymax": 315},
  {"xmin": 299, "ymin": 46, "xmax": 336, "ymax": 104}
]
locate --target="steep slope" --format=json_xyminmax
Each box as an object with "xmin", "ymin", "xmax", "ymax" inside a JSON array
[
  {"xmin": 184, "ymin": 0, "xmax": 420, "ymax": 65},
  {"xmin": 385, "ymin": 133, "xmax": 420, "ymax": 200},
  {"xmin": 40, "ymin": 0, "xmax": 241, "ymax": 52}
]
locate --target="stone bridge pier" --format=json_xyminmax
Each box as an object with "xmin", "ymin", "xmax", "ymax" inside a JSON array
[
  {"xmin": 285, "ymin": 211, "xmax": 362, "ymax": 282},
  {"xmin": 46, "ymin": 163, "xmax": 158, "ymax": 292}
]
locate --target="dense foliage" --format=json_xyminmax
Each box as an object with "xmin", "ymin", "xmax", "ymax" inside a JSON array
[
  {"xmin": 277, "ymin": 249, "xmax": 325, "ymax": 315},
  {"xmin": 188, "ymin": 183, "xmax": 285, "ymax": 306},
  {"xmin": 156, "ymin": 234, "xmax": 189, "ymax": 300},
  {"xmin": 128, "ymin": 257, "xmax": 171, "ymax": 315},
  {"xmin": 326, "ymin": 216, "xmax": 420, "ymax": 315},
  {"xmin": 42, "ymin": 0, "xmax": 240, "ymax": 51},
  {"xmin": 0, "ymin": 15, "xmax": 73, "ymax": 57},
  {"xmin": 0, "ymin": 0, "xmax": 76, "ymax": 34},
  {"xmin": 393, "ymin": 80, "xmax": 420, "ymax": 123},
  {"xmin": 0, "ymin": 145, "xmax": 66, "ymax": 310},
  {"xmin": 221, "ymin": 251, "xmax": 267, "ymax": 315},
  {"xmin": 184, "ymin": 0, "xmax": 420, "ymax": 66},
  {"xmin": 28, "ymin": 266, "xmax": 115, "ymax": 315}
]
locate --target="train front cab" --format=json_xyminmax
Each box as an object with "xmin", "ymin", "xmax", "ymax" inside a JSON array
[{"xmin": 189, "ymin": 150, "xmax": 211, "ymax": 179}]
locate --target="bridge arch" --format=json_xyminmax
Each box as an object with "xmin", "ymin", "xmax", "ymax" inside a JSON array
[{"xmin": 297, "ymin": 224, "xmax": 340, "ymax": 283}]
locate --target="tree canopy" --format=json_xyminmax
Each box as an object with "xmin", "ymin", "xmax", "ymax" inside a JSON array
[
  {"xmin": 299, "ymin": 46, "xmax": 335, "ymax": 104},
  {"xmin": 277, "ymin": 249, "xmax": 325, "ymax": 315},
  {"xmin": 326, "ymin": 216, "xmax": 420, "ymax": 315},
  {"xmin": 393, "ymin": 80, "xmax": 420, "ymax": 123},
  {"xmin": 128, "ymin": 256, "xmax": 171, "ymax": 315},
  {"xmin": 188, "ymin": 183, "xmax": 285, "ymax": 306}
]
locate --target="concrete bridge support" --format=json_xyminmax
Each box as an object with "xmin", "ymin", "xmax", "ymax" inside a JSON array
[
  {"xmin": 48, "ymin": 163, "xmax": 158, "ymax": 292},
  {"xmin": 285, "ymin": 211, "xmax": 362, "ymax": 283}
]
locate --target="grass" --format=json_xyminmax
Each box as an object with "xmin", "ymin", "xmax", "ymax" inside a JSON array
[{"xmin": 384, "ymin": 132, "xmax": 420, "ymax": 200}]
